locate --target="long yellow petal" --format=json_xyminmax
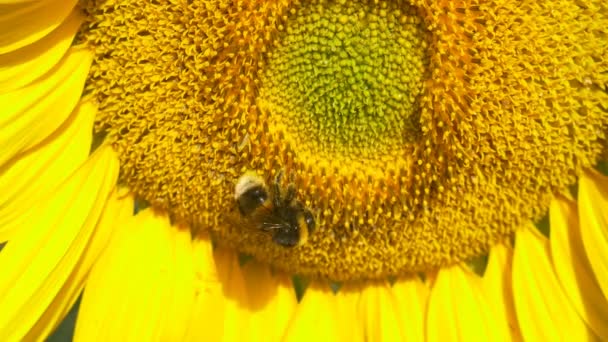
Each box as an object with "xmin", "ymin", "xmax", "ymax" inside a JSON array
[
  {"xmin": 181, "ymin": 236, "xmax": 225, "ymax": 342},
  {"xmin": 426, "ymin": 264, "xmax": 511, "ymax": 342},
  {"xmin": 334, "ymin": 285, "xmax": 364, "ymax": 342},
  {"xmin": 74, "ymin": 210, "xmax": 196, "ymax": 341},
  {"xmin": 0, "ymin": 146, "xmax": 118, "ymax": 341},
  {"xmin": 579, "ymin": 170, "xmax": 608, "ymax": 300},
  {"xmin": 212, "ymin": 247, "xmax": 255, "ymax": 342},
  {"xmin": 0, "ymin": 9, "xmax": 81, "ymax": 91},
  {"xmin": 0, "ymin": 0, "xmax": 51, "ymax": 5},
  {"xmin": 551, "ymin": 195, "xmax": 608, "ymax": 339},
  {"xmin": 0, "ymin": 100, "xmax": 96, "ymax": 241},
  {"xmin": 0, "ymin": 1, "xmax": 78, "ymax": 54},
  {"xmin": 24, "ymin": 188, "xmax": 134, "ymax": 340},
  {"xmin": 0, "ymin": 47, "xmax": 92, "ymax": 167},
  {"xmin": 358, "ymin": 281, "xmax": 406, "ymax": 341},
  {"xmin": 157, "ymin": 222, "xmax": 197, "ymax": 342},
  {"xmin": 481, "ymin": 243, "xmax": 523, "ymax": 341},
  {"xmin": 241, "ymin": 261, "xmax": 297, "ymax": 342},
  {"xmin": 391, "ymin": 277, "xmax": 428, "ymax": 342},
  {"xmin": 283, "ymin": 284, "xmax": 362, "ymax": 342},
  {"xmin": 187, "ymin": 247, "xmax": 294, "ymax": 342},
  {"xmin": 512, "ymin": 226, "xmax": 595, "ymax": 340}
]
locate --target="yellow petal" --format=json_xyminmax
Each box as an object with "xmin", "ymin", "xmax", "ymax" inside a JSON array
[
  {"xmin": 283, "ymin": 284, "xmax": 362, "ymax": 342},
  {"xmin": 181, "ymin": 236, "xmax": 225, "ymax": 342},
  {"xmin": 74, "ymin": 210, "xmax": 196, "ymax": 341},
  {"xmin": 1, "ymin": 0, "xmax": 52, "ymax": 4},
  {"xmin": 0, "ymin": 47, "xmax": 92, "ymax": 167},
  {"xmin": 391, "ymin": 277, "xmax": 428, "ymax": 342},
  {"xmin": 550, "ymin": 195, "xmax": 608, "ymax": 339},
  {"xmin": 481, "ymin": 243, "xmax": 523, "ymax": 341},
  {"xmin": 579, "ymin": 170, "xmax": 608, "ymax": 300},
  {"xmin": 0, "ymin": 1, "xmax": 46, "ymax": 4},
  {"xmin": 426, "ymin": 264, "xmax": 511, "ymax": 342},
  {"xmin": 0, "ymin": 100, "xmax": 96, "ymax": 241},
  {"xmin": 512, "ymin": 226, "xmax": 595, "ymax": 340},
  {"xmin": 241, "ymin": 261, "xmax": 297, "ymax": 342},
  {"xmin": 358, "ymin": 281, "xmax": 406, "ymax": 341},
  {"xmin": 0, "ymin": 9, "xmax": 81, "ymax": 91},
  {"xmin": 24, "ymin": 188, "xmax": 134, "ymax": 340},
  {"xmin": 212, "ymin": 247, "xmax": 255, "ymax": 341},
  {"xmin": 334, "ymin": 285, "xmax": 363, "ymax": 342},
  {"xmin": 157, "ymin": 222, "xmax": 198, "ymax": 342},
  {"xmin": 0, "ymin": 1, "xmax": 78, "ymax": 54},
  {"xmin": 0, "ymin": 146, "xmax": 118, "ymax": 341}
]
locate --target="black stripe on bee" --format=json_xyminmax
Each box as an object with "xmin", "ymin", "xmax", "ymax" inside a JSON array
[{"xmin": 233, "ymin": 171, "xmax": 315, "ymax": 247}]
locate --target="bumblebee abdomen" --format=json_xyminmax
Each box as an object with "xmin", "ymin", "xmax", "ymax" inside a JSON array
[{"xmin": 294, "ymin": 213, "xmax": 310, "ymax": 246}]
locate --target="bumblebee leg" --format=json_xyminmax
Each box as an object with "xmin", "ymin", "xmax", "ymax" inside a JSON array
[
  {"xmin": 273, "ymin": 182, "xmax": 282, "ymax": 208},
  {"xmin": 273, "ymin": 170, "xmax": 284, "ymax": 208},
  {"xmin": 275, "ymin": 170, "xmax": 284, "ymax": 185},
  {"xmin": 284, "ymin": 184, "xmax": 296, "ymax": 204}
]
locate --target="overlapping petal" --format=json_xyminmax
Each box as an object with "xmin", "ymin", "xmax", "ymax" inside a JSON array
[
  {"xmin": 0, "ymin": 47, "xmax": 92, "ymax": 167},
  {"xmin": 426, "ymin": 264, "xmax": 511, "ymax": 341},
  {"xmin": 240, "ymin": 261, "xmax": 298, "ymax": 342},
  {"xmin": 391, "ymin": 277, "xmax": 428, "ymax": 341},
  {"xmin": 358, "ymin": 279, "xmax": 427, "ymax": 341},
  {"xmin": 181, "ymin": 237, "xmax": 225, "ymax": 342},
  {"xmin": 358, "ymin": 281, "xmax": 404, "ymax": 341},
  {"xmin": 210, "ymin": 248, "xmax": 256, "ymax": 341},
  {"xmin": 0, "ymin": 9, "xmax": 82, "ymax": 91},
  {"xmin": 0, "ymin": 100, "xmax": 96, "ymax": 241},
  {"xmin": 0, "ymin": 1, "xmax": 49, "ymax": 5},
  {"xmin": 550, "ymin": 195, "xmax": 608, "ymax": 339},
  {"xmin": 283, "ymin": 284, "xmax": 362, "ymax": 342},
  {"xmin": 196, "ymin": 247, "xmax": 296, "ymax": 341},
  {"xmin": 156, "ymin": 223, "xmax": 198, "ymax": 341},
  {"xmin": 0, "ymin": 146, "xmax": 118, "ymax": 341},
  {"xmin": 578, "ymin": 170, "xmax": 608, "ymax": 300},
  {"xmin": 512, "ymin": 226, "xmax": 595, "ymax": 340},
  {"xmin": 481, "ymin": 243, "xmax": 522, "ymax": 341},
  {"xmin": 0, "ymin": 0, "xmax": 78, "ymax": 54},
  {"xmin": 25, "ymin": 188, "xmax": 134, "ymax": 340},
  {"xmin": 74, "ymin": 210, "xmax": 197, "ymax": 341}
]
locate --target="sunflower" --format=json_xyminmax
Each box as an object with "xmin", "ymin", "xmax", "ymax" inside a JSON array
[{"xmin": 1, "ymin": 0, "xmax": 607, "ymax": 340}]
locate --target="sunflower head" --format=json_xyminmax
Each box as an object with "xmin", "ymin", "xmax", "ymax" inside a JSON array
[{"xmin": 78, "ymin": 0, "xmax": 608, "ymax": 281}]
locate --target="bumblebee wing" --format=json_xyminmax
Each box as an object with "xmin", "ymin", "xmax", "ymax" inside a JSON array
[
  {"xmin": 253, "ymin": 204, "xmax": 288, "ymax": 232},
  {"xmin": 224, "ymin": 204, "xmax": 276, "ymax": 231}
]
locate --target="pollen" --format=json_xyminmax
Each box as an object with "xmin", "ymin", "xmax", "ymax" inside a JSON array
[{"xmin": 78, "ymin": 0, "xmax": 608, "ymax": 281}]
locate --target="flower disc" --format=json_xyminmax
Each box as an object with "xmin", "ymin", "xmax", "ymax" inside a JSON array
[{"xmin": 79, "ymin": 0, "xmax": 608, "ymax": 280}]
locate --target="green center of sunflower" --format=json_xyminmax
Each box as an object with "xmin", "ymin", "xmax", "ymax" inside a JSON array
[
  {"xmin": 259, "ymin": 0, "xmax": 428, "ymax": 160},
  {"xmin": 78, "ymin": 0, "xmax": 608, "ymax": 281}
]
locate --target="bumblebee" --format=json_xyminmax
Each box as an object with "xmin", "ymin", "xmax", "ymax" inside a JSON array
[{"xmin": 234, "ymin": 171, "xmax": 315, "ymax": 247}]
